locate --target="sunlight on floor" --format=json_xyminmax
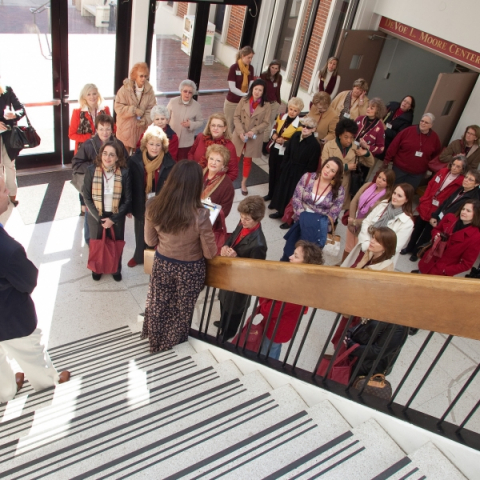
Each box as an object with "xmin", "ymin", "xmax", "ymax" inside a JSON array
[{"xmin": 127, "ymin": 359, "xmax": 151, "ymax": 409}]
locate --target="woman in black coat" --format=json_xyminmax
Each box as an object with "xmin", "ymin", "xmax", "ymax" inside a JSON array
[
  {"xmin": 269, "ymin": 116, "xmax": 321, "ymax": 225},
  {"xmin": 216, "ymin": 196, "xmax": 267, "ymax": 341},
  {"xmin": 0, "ymin": 84, "xmax": 26, "ymax": 206},
  {"xmin": 83, "ymin": 141, "xmax": 132, "ymax": 282},
  {"xmin": 127, "ymin": 125, "xmax": 175, "ymax": 267},
  {"xmin": 346, "ymin": 319, "xmax": 408, "ymax": 376},
  {"xmin": 377, "ymin": 96, "xmax": 414, "ymax": 161}
]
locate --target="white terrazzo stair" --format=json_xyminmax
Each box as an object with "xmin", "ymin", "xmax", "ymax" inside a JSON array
[{"xmin": 0, "ymin": 327, "xmax": 470, "ymax": 479}]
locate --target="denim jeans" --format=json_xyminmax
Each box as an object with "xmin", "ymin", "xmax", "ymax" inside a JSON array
[{"xmin": 260, "ymin": 338, "xmax": 282, "ymax": 360}]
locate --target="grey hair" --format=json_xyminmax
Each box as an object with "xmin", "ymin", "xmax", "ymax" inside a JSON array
[
  {"xmin": 179, "ymin": 79, "xmax": 198, "ymax": 95},
  {"xmin": 301, "ymin": 116, "xmax": 318, "ymax": 129},
  {"xmin": 450, "ymin": 154, "xmax": 468, "ymax": 174},
  {"xmin": 150, "ymin": 104, "xmax": 170, "ymax": 121},
  {"xmin": 422, "ymin": 113, "xmax": 435, "ymax": 124}
]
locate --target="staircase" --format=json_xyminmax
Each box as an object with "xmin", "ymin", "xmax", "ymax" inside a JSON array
[{"xmin": 0, "ymin": 326, "xmax": 471, "ymax": 479}]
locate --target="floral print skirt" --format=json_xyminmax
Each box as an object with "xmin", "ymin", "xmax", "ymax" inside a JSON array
[{"xmin": 141, "ymin": 252, "xmax": 206, "ymax": 353}]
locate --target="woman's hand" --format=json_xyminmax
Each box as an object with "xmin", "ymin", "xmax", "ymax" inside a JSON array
[
  {"xmin": 135, "ymin": 108, "xmax": 144, "ymax": 117},
  {"xmin": 0, "ymin": 122, "xmax": 8, "ymax": 132},
  {"xmin": 359, "ymin": 92, "xmax": 366, "ymax": 103},
  {"xmin": 246, "ymin": 131, "xmax": 255, "ymax": 139},
  {"xmin": 271, "ymin": 133, "xmax": 278, "ymax": 141},
  {"xmin": 347, "ymin": 217, "xmax": 355, "ymax": 226},
  {"xmin": 347, "ymin": 224, "xmax": 357, "ymax": 234},
  {"xmin": 181, "ymin": 119, "xmax": 191, "ymax": 129},
  {"xmin": 101, "ymin": 217, "xmax": 114, "ymax": 229},
  {"xmin": 4, "ymin": 112, "xmax": 16, "ymax": 120},
  {"xmin": 220, "ymin": 246, "xmax": 237, "ymax": 257},
  {"xmin": 348, "ymin": 162, "xmax": 357, "ymax": 171},
  {"xmin": 126, "ymin": 213, "xmax": 132, "ymax": 219},
  {"xmin": 275, "ymin": 137, "xmax": 285, "ymax": 145},
  {"xmin": 429, "ymin": 218, "xmax": 438, "ymax": 227},
  {"xmin": 239, "ymin": 133, "xmax": 246, "ymax": 142},
  {"xmin": 356, "ymin": 147, "xmax": 368, "ymax": 156},
  {"xmin": 359, "ymin": 138, "xmax": 369, "ymax": 149}
]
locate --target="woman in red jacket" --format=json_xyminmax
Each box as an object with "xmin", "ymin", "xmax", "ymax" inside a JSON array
[
  {"xmin": 259, "ymin": 240, "xmax": 324, "ymax": 360},
  {"xmin": 188, "ymin": 113, "xmax": 238, "ymax": 182},
  {"xmin": 415, "ymin": 200, "xmax": 480, "ymax": 276},
  {"xmin": 401, "ymin": 154, "xmax": 467, "ymax": 261}
]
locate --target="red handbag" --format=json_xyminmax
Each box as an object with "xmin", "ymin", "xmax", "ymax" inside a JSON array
[
  {"xmin": 341, "ymin": 210, "xmax": 349, "ymax": 226},
  {"xmin": 281, "ymin": 198, "xmax": 295, "ymax": 226},
  {"xmin": 428, "ymin": 151, "xmax": 447, "ymax": 173},
  {"xmin": 232, "ymin": 308, "xmax": 264, "ymax": 351},
  {"xmin": 316, "ymin": 343, "xmax": 360, "ymax": 385},
  {"xmin": 87, "ymin": 227, "xmax": 125, "ymax": 274},
  {"xmin": 214, "ymin": 209, "xmax": 230, "ymax": 255}
]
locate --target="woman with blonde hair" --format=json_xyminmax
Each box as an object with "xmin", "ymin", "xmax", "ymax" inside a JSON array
[
  {"xmin": 264, "ymin": 97, "xmax": 304, "ymax": 202},
  {"xmin": 224, "ymin": 46, "xmax": 255, "ymax": 134},
  {"xmin": 330, "ymin": 78, "xmax": 369, "ymax": 121},
  {"xmin": 311, "ymin": 56, "xmax": 341, "ymax": 98},
  {"xmin": 308, "ymin": 92, "xmax": 339, "ymax": 145},
  {"xmin": 114, "ymin": 62, "xmax": 156, "ymax": 153},
  {"xmin": 69, "ymin": 83, "xmax": 111, "ymax": 154},
  {"xmin": 127, "ymin": 125, "xmax": 176, "ymax": 268},
  {"xmin": 188, "ymin": 112, "xmax": 238, "ymax": 181}
]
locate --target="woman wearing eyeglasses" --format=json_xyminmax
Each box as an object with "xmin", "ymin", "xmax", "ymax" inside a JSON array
[
  {"xmin": 268, "ymin": 116, "xmax": 321, "ymax": 226},
  {"xmin": 438, "ymin": 125, "xmax": 480, "ymax": 170}
]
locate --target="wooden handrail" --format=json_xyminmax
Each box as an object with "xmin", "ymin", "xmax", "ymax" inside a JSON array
[{"xmin": 144, "ymin": 252, "xmax": 480, "ymax": 341}]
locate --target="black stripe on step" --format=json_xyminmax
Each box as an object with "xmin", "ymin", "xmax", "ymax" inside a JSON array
[
  {"xmin": 263, "ymin": 431, "xmax": 354, "ymax": 480},
  {"xmin": 157, "ymin": 411, "xmax": 310, "ymax": 480},
  {"xmin": 307, "ymin": 446, "xmax": 366, "ymax": 479},
  {"xmin": 47, "ymin": 327, "xmax": 131, "ymax": 353},
  {"xmin": 3, "ymin": 383, "xmax": 261, "ymax": 479},
  {"xmin": 398, "ymin": 467, "xmax": 420, "ymax": 480},
  {"xmin": 371, "ymin": 457, "xmax": 413, "ymax": 480}
]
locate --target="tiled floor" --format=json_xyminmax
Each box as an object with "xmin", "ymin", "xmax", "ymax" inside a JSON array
[{"xmin": 2, "ymin": 156, "xmax": 480, "ymax": 436}]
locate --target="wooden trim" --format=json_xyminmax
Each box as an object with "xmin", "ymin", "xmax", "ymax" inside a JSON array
[{"xmin": 144, "ymin": 252, "xmax": 480, "ymax": 341}]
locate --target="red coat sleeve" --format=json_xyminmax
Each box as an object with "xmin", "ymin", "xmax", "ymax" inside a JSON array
[
  {"xmin": 226, "ymin": 141, "xmax": 239, "ymax": 182},
  {"xmin": 69, "ymin": 109, "xmax": 92, "ymax": 152},
  {"xmin": 188, "ymin": 134, "xmax": 201, "ymax": 161},
  {"xmin": 444, "ymin": 232, "xmax": 480, "ymax": 276},
  {"xmin": 169, "ymin": 134, "xmax": 179, "ymax": 162}
]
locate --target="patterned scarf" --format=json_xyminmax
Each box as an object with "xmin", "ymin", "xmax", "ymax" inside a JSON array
[
  {"xmin": 249, "ymin": 96, "xmax": 261, "ymax": 114},
  {"xmin": 237, "ymin": 59, "xmax": 250, "ymax": 93},
  {"xmin": 78, "ymin": 109, "xmax": 106, "ymax": 134},
  {"xmin": 92, "ymin": 166, "xmax": 123, "ymax": 216},
  {"xmin": 199, "ymin": 135, "xmax": 229, "ymax": 168},
  {"xmin": 202, "ymin": 167, "xmax": 226, "ymax": 200},
  {"xmin": 143, "ymin": 149, "xmax": 164, "ymax": 195}
]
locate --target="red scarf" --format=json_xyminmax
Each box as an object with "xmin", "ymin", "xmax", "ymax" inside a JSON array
[
  {"xmin": 199, "ymin": 135, "xmax": 229, "ymax": 168},
  {"xmin": 232, "ymin": 222, "xmax": 260, "ymax": 247},
  {"xmin": 392, "ymin": 108, "xmax": 403, "ymax": 121},
  {"xmin": 249, "ymin": 96, "xmax": 261, "ymax": 114}
]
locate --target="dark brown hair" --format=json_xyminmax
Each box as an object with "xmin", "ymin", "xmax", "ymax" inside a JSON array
[
  {"xmin": 246, "ymin": 79, "xmax": 267, "ymax": 107},
  {"xmin": 456, "ymin": 200, "xmax": 480, "ymax": 228},
  {"xmin": 237, "ymin": 195, "xmax": 265, "ymax": 222},
  {"xmin": 294, "ymin": 240, "xmax": 324, "ymax": 265},
  {"xmin": 317, "ymin": 157, "xmax": 344, "ymax": 199},
  {"xmin": 369, "ymin": 227, "xmax": 397, "ymax": 264},
  {"xmin": 95, "ymin": 141, "xmax": 127, "ymax": 168},
  {"xmin": 465, "ymin": 169, "xmax": 480, "ymax": 185},
  {"xmin": 146, "ymin": 160, "xmax": 203, "ymax": 234},
  {"xmin": 261, "ymin": 59, "xmax": 282, "ymax": 84},
  {"xmin": 95, "ymin": 113, "xmax": 114, "ymax": 130},
  {"xmin": 390, "ymin": 183, "xmax": 414, "ymax": 218},
  {"xmin": 376, "ymin": 168, "xmax": 396, "ymax": 201}
]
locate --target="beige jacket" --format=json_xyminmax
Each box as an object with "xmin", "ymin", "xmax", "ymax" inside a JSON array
[
  {"xmin": 308, "ymin": 106, "xmax": 339, "ymax": 143},
  {"xmin": 341, "ymin": 246, "xmax": 395, "ymax": 271},
  {"xmin": 232, "ymin": 97, "xmax": 271, "ymax": 158},
  {"xmin": 330, "ymin": 90, "xmax": 369, "ymax": 120},
  {"xmin": 167, "ymin": 96, "xmax": 204, "ymax": 149},
  {"xmin": 114, "ymin": 79, "xmax": 156, "ymax": 149}
]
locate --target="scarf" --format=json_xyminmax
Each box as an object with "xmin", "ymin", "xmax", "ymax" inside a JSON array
[
  {"xmin": 340, "ymin": 91, "xmax": 353, "ymax": 119},
  {"xmin": 199, "ymin": 135, "xmax": 229, "ymax": 168},
  {"xmin": 232, "ymin": 222, "xmax": 260, "ymax": 247},
  {"xmin": 357, "ymin": 183, "xmax": 385, "ymax": 218},
  {"xmin": 372, "ymin": 203, "xmax": 403, "ymax": 229},
  {"xmin": 78, "ymin": 109, "xmax": 106, "ymax": 135},
  {"xmin": 249, "ymin": 96, "xmax": 261, "ymax": 114},
  {"xmin": 92, "ymin": 166, "xmax": 123, "ymax": 216},
  {"xmin": 143, "ymin": 149, "xmax": 164, "ymax": 195},
  {"xmin": 319, "ymin": 71, "xmax": 337, "ymax": 95},
  {"xmin": 237, "ymin": 59, "xmax": 250, "ymax": 93},
  {"xmin": 202, "ymin": 167, "xmax": 226, "ymax": 200}
]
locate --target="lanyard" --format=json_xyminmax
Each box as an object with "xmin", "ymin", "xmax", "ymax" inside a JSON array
[
  {"xmin": 313, "ymin": 177, "xmax": 330, "ymax": 204},
  {"xmin": 433, "ymin": 173, "xmax": 456, "ymax": 199},
  {"xmin": 103, "ymin": 169, "xmax": 114, "ymax": 183}
]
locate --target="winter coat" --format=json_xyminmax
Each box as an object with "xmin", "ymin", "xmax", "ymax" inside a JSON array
[
  {"xmin": 0, "ymin": 86, "xmax": 26, "ymax": 161},
  {"xmin": 341, "ymin": 248, "xmax": 395, "ymax": 272},
  {"xmin": 418, "ymin": 213, "xmax": 480, "ymax": 276},
  {"xmin": 114, "ymin": 79, "xmax": 156, "ymax": 149},
  {"xmin": 416, "ymin": 168, "xmax": 464, "ymax": 221},
  {"xmin": 167, "ymin": 96, "xmax": 204, "ymax": 149},
  {"xmin": 330, "ymin": 90, "xmax": 368, "ymax": 120},
  {"xmin": 439, "ymin": 138, "xmax": 480, "ymax": 170},
  {"xmin": 378, "ymin": 101, "xmax": 413, "ymax": 161},
  {"xmin": 355, "ymin": 116, "xmax": 385, "ymax": 157},
  {"xmin": 232, "ymin": 97, "xmax": 271, "ymax": 158},
  {"xmin": 432, "ymin": 186, "xmax": 480, "ymax": 221},
  {"xmin": 69, "ymin": 105, "xmax": 112, "ymax": 154},
  {"xmin": 128, "ymin": 149, "xmax": 176, "ymax": 219},
  {"xmin": 307, "ymin": 105, "xmax": 338, "ymax": 143}
]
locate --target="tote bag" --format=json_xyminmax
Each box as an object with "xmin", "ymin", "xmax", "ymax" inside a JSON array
[
  {"xmin": 87, "ymin": 227, "xmax": 125, "ymax": 274},
  {"xmin": 316, "ymin": 343, "xmax": 359, "ymax": 385}
]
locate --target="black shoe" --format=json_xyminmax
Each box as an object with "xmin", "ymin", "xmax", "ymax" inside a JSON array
[
  {"xmin": 113, "ymin": 273, "xmax": 122, "ymax": 282},
  {"xmin": 409, "ymin": 328, "xmax": 419, "ymax": 335},
  {"xmin": 213, "ymin": 321, "xmax": 221, "ymax": 328},
  {"xmin": 263, "ymin": 195, "xmax": 272, "ymax": 201},
  {"xmin": 262, "ymin": 142, "xmax": 269, "ymax": 155},
  {"xmin": 411, "ymin": 269, "xmax": 420, "ymax": 274},
  {"xmin": 269, "ymin": 212, "xmax": 282, "ymax": 219},
  {"xmin": 400, "ymin": 248, "xmax": 410, "ymax": 255},
  {"xmin": 409, "ymin": 255, "xmax": 418, "ymax": 262},
  {"xmin": 279, "ymin": 222, "xmax": 290, "ymax": 229},
  {"xmin": 92, "ymin": 272, "xmax": 102, "ymax": 281},
  {"xmin": 267, "ymin": 203, "xmax": 275, "ymax": 210},
  {"xmin": 11, "ymin": 200, "xmax": 19, "ymax": 207}
]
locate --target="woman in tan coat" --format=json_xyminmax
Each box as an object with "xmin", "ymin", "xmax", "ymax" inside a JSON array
[
  {"xmin": 114, "ymin": 62, "xmax": 156, "ymax": 153},
  {"xmin": 232, "ymin": 79, "xmax": 271, "ymax": 195},
  {"xmin": 308, "ymin": 92, "xmax": 339, "ymax": 146}
]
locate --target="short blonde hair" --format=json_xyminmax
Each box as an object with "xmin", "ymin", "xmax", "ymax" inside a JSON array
[
  {"xmin": 130, "ymin": 62, "xmax": 149, "ymax": 81},
  {"xmin": 312, "ymin": 91, "xmax": 331, "ymax": 108},
  {"xmin": 79, "ymin": 83, "xmax": 103, "ymax": 110},
  {"xmin": 288, "ymin": 97, "xmax": 304, "ymax": 111},
  {"xmin": 353, "ymin": 78, "xmax": 369, "ymax": 92},
  {"xmin": 140, "ymin": 125, "xmax": 169, "ymax": 153},
  {"xmin": 206, "ymin": 144, "xmax": 231, "ymax": 167},
  {"xmin": 204, "ymin": 112, "xmax": 231, "ymax": 140},
  {"xmin": 301, "ymin": 116, "xmax": 318, "ymax": 129}
]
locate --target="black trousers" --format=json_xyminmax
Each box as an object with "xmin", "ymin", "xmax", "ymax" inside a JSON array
[
  {"xmin": 133, "ymin": 216, "xmax": 147, "ymax": 264},
  {"xmin": 405, "ymin": 216, "xmax": 433, "ymax": 254},
  {"xmin": 267, "ymin": 147, "xmax": 285, "ymax": 198}
]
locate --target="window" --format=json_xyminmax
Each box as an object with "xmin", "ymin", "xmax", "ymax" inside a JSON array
[
  {"xmin": 274, "ymin": 0, "xmax": 303, "ymax": 70},
  {"xmin": 214, "ymin": 5, "xmax": 226, "ymax": 34}
]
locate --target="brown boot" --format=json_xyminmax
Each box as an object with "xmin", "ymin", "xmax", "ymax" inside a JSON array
[
  {"xmin": 9, "ymin": 196, "xmax": 19, "ymax": 207},
  {"xmin": 15, "ymin": 372, "xmax": 25, "ymax": 392},
  {"xmin": 59, "ymin": 371, "xmax": 71, "ymax": 384}
]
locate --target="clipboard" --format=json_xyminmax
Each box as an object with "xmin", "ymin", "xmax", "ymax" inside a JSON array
[{"xmin": 202, "ymin": 197, "xmax": 222, "ymax": 225}]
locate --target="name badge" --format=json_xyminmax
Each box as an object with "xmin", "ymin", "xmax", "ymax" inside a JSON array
[
  {"xmin": 432, "ymin": 199, "xmax": 440, "ymax": 206},
  {"xmin": 343, "ymin": 113, "xmax": 351, "ymax": 119},
  {"xmin": 273, "ymin": 83, "xmax": 278, "ymax": 87},
  {"xmin": 354, "ymin": 141, "xmax": 360, "ymax": 147},
  {"xmin": 236, "ymin": 70, "xmax": 241, "ymax": 75},
  {"xmin": 104, "ymin": 186, "xmax": 113, "ymax": 195},
  {"xmin": 415, "ymin": 151, "xmax": 423, "ymax": 157},
  {"xmin": 386, "ymin": 123, "xmax": 392, "ymax": 129},
  {"xmin": 438, "ymin": 212, "xmax": 444, "ymax": 220},
  {"xmin": 435, "ymin": 176, "xmax": 441, "ymax": 183},
  {"xmin": 147, "ymin": 192, "xmax": 155, "ymax": 200}
]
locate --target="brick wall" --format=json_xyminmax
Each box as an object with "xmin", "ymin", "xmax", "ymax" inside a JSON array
[
  {"xmin": 226, "ymin": 6, "xmax": 246, "ymax": 50},
  {"xmin": 176, "ymin": 2, "xmax": 188, "ymax": 19}
]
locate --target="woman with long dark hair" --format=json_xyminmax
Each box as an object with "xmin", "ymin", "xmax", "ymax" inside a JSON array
[
  {"xmin": 232, "ymin": 79, "xmax": 271, "ymax": 195},
  {"xmin": 142, "ymin": 160, "xmax": 217, "ymax": 352}
]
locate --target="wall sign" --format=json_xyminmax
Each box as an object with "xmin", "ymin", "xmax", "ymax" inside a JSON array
[{"xmin": 379, "ymin": 16, "xmax": 480, "ymax": 73}]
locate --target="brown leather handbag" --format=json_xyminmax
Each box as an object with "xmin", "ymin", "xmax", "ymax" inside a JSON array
[{"xmin": 352, "ymin": 373, "xmax": 392, "ymax": 402}]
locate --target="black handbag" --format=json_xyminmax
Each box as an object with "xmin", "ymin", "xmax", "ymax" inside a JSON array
[{"xmin": 8, "ymin": 110, "xmax": 41, "ymax": 149}]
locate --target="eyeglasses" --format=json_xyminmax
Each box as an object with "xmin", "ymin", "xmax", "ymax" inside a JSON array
[
  {"xmin": 303, "ymin": 125, "xmax": 316, "ymax": 130},
  {"xmin": 138, "ymin": 75, "xmax": 147, "ymax": 78},
  {"xmin": 102, "ymin": 152, "xmax": 117, "ymax": 158},
  {"xmin": 466, "ymin": 131, "xmax": 477, "ymax": 136},
  {"xmin": 465, "ymin": 176, "xmax": 476, "ymax": 182},
  {"xmin": 420, "ymin": 120, "xmax": 432, "ymax": 124}
]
